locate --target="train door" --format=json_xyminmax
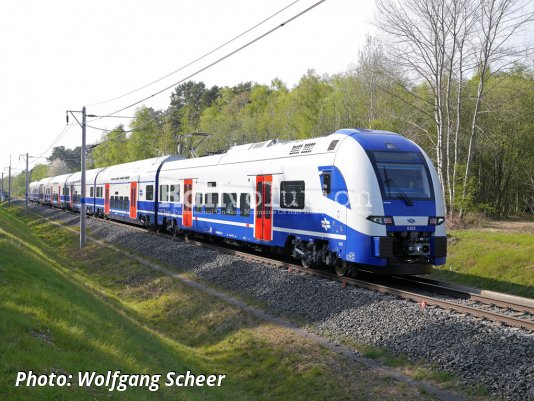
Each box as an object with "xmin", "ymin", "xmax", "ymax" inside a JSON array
[
  {"xmin": 129, "ymin": 181, "xmax": 137, "ymax": 219},
  {"xmin": 104, "ymin": 183, "xmax": 110, "ymax": 214},
  {"xmin": 183, "ymin": 179, "xmax": 193, "ymax": 227},
  {"xmin": 254, "ymin": 175, "xmax": 272, "ymax": 241}
]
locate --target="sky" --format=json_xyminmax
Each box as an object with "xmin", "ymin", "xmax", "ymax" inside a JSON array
[{"xmin": 0, "ymin": 0, "xmax": 377, "ymax": 176}]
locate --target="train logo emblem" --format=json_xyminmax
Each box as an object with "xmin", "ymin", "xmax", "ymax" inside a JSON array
[
  {"xmin": 321, "ymin": 218, "xmax": 331, "ymax": 231},
  {"xmin": 407, "ymin": 218, "xmax": 416, "ymax": 224}
]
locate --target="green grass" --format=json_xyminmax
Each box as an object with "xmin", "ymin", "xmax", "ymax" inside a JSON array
[
  {"xmin": 0, "ymin": 203, "xmax": 429, "ymax": 401},
  {"xmin": 431, "ymin": 230, "xmax": 534, "ymax": 297}
]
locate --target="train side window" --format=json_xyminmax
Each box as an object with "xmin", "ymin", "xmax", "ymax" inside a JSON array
[
  {"xmin": 160, "ymin": 185, "xmax": 169, "ymax": 202},
  {"xmin": 195, "ymin": 193, "xmax": 203, "ymax": 213},
  {"xmin": 90, "ymin": 187, "xmax": 94, "ymax": 197},
  {"xmin": 119, "ymin": 196, "xmax": 124, "ymax": 209},
  {"xmin": 280, "ymin": 181, "xmax": 305, "ymax": 209},
  {"xmin": 170, "ymin": 184, "xmax": 180, "ymax": 202},
  {"xmin": 264, "ymin": 183, "xmax": 272, "ymax": 219},
  {"xmin": 222, "ymin": 193, "xmax": 237, "ymax": 215},
  {"xmin": 124, "ymin": 197, "xmax": 129, "ymax": 210},
  {"xmin": 205, "ymin": 193, "xmax": 218, "ymax": 214},
  {"xmin": 240, "ymin": 193, "xmax": 250, "ymax": 217},
  {"xmin": 321, "ymin": 172, "xmax": 331, "ymax": 195},
  {"xmin": 146, "ymin": 185, "xmax": 154, "ymax": 201}
]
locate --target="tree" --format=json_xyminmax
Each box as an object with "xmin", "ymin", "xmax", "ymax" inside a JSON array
[
  {"xmin": 127, "ymin": 107, "xmax": 164, "ymax": 161},
  {"xmin": 459, "ymin": 0, "xmax": 534, "ymax": 217},
  {"xmin": 47, "ymin": 146, "xmax": 81, "ymax": 172},
  {"xmin": 375, "ymin": 0, "xmax": 534, "ymax": 217},
  {"xmin": 168, "ymin": 81, "xmax": 220, "ymax": 134},
  {"xmin": 31, "ymin": 164, "xmax": 49, "ymax": 181},
  {"xmin": 288, "ymin": 70, "xmax": 333, "ymax": 138},
  {"xmin": 91, "ymin": 126, "xmax": 128, "ymax": 167},
  {"xmin": 47, "ymin": 159, "xmax": 69, "ymax": 176}
]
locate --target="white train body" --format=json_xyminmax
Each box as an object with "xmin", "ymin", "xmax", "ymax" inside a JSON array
[{"xmin": 30, "ymin": 129, "xmax": 446, "ymax": 274}]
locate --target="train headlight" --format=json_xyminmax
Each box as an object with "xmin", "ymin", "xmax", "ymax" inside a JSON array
[
  {"xmin": 367, "ymin": 216, "xmax": 394, "ymax": 225},
  {"xmin": 428, "ymin": 216, "xmax": 445, "ymax": 225}
]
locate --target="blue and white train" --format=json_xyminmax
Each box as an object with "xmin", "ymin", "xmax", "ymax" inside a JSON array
[{"xmin": 29, "ymin": 128, "xmax": 447, "ymax": 276}]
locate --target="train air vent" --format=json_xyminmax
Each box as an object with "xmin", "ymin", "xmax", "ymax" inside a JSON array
[
  {"xmin": 301, "ymin": 142, "xmax": 316, "ymax": 153},
  {"xmin": 327, "ymin": 140, "xmax": 339, "ymax": 151},
  {"xmin": 289, "ymin": 144, "xmax": 303, "ymax": 155}
]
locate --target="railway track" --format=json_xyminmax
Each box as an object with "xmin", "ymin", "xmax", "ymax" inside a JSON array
[
  {"xmin": 183, "ymin": 237, "xmax": 534, "ymax": 332},
  {"xmin": 31, "ymin": 201, "xmax": 534, "ymax": 332},
  {"xmin": 389, "ymin": 275, "xmax": 534, "ymax": 315}
]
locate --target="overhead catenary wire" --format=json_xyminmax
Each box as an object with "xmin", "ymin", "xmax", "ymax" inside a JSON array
[
  {"xmin": 87, "ymin": 0, "xmax": 302, "ymax": 108},
  {"xmin": 26, "ymin": 0, "xmax": 324, "ymax": 164},
  {"xmin": 38, "ymin": 124, "xmax": 74, "ymax": 157},
  {"xmin": 94, "ymin": 0, "xmax": 326, "ymax": 121}
]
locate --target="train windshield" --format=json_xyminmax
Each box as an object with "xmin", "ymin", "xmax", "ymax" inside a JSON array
[{"xmin": 371, "ymin": 151, "xmax": 434, "ymax": 201}]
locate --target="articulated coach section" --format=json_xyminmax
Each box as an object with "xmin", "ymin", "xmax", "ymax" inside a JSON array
[{"xmin": 29, "ymin": 128, "xmax": 447, "ymax": 276}]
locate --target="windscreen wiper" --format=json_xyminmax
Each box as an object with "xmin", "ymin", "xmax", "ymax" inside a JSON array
[{"xmin": 384, "ymin": 177, "xmax": 413, "ymax": 207}]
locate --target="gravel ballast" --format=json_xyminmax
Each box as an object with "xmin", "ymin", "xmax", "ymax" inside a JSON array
[{"xmin": 33, "ymin": 205, "xmax": 534, "ymax": 401}]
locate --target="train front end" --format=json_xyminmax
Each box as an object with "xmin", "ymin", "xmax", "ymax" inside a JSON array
[{"xmin": 336, "ymin": 129, "xmax": 446, "ymax": 275}]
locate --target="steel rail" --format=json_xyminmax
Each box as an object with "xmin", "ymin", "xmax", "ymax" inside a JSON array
[
  {"xmin": 393, "ymin": 275, "xmax": 534, "ymax": 315},
  {"xmin": 185, "ymin": 239, "xmax": 534, "ymax": 331}
]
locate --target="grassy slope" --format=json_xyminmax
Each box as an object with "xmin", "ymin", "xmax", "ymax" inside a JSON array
[
  {"xmin": 431, "ymin": 230, "xmax": 534, "ymax": 298},
  {"xmin": 0, "ymin": 204, "xmax": 426, "ymax": 401}
]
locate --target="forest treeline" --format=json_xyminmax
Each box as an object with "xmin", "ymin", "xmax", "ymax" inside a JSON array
[{"xmin": 4, "ymin": 0, "xmax": 534, "ymax": 218}]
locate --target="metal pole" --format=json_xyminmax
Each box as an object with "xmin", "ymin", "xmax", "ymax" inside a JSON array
[
  {"xmin": 1, "ymin": 172, "xmax": 3, "ymax": 199},
  {"xmin": 80, "ymin": 106, "xmax": 86, "ymax": 248},
  {"xmin": 8, "ymin": 154, "xmax": 11, "ymax": 206},
  {"xmin": 25, "ymin": 153, "xmax": 29, "ymax": 214}
]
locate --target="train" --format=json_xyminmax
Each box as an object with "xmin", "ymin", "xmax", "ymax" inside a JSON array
[{"xmin": 29, "ymin": 128, "xmax": 447, "ymax": 276}]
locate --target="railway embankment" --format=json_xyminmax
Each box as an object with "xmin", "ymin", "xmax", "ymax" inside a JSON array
[
  {"xmin": 3, "ymin": 201, "xmax": 534, "ymax": 401},
  {"xmin": 0, "ymin": 202, "xmax": 440, "ymax": 401}
]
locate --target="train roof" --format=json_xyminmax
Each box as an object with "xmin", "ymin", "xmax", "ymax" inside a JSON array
[
  {"xmin": 29, "ymin": 129, "xmax": 417, "ymax": 186},
  {"xmin": 36, "ymin": 177, "xmax": 52, "ymax": 186},
  {"xmin": 337, "ymin": 129, "xmax": 419, "ymax": 152},
  {"xmin": 96, "ymin": 155, "xmax": 182, "ymax": 181},
  {"xmin": 49, "ymin": 172, "xmax": 74, "ymax": 185},
  {"xmin": 160, "ymin": 128, "xmax": 409, "ymax": 171},
  {"xmin": 66, "ymin": 167, "xmax": 105, "ymax": 184}
]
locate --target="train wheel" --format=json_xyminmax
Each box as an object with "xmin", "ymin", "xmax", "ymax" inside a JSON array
[
  {"xmin": 301, "ymin": 259, "xmax": 312, "ymax": 269},
  {"xmin": 335, "ymin": 260, "xmax": 349, "ymax": 277}
]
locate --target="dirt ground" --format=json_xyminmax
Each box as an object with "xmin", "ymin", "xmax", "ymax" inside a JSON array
[{"xmin": 482, "ymin": 219, "xmax": 534, "ymax": 234}]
